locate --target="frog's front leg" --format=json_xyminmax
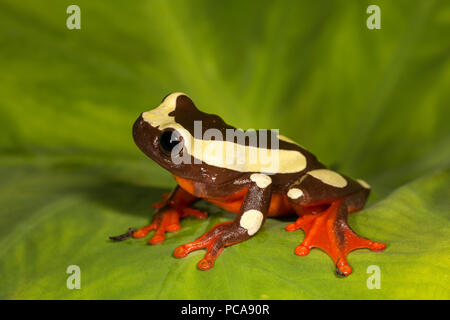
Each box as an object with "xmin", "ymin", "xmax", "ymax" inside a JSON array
[
  {"xmin": 119, "ymin": 186, "xmax": 207, "ymax": 244},
  {"xmin": 174, "ymin": 176, "xmax": 272, "ymax": 270}
]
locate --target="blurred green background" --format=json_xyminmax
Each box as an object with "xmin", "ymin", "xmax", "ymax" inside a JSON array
[{"xmin": 0, "ymin": 0, "xmax": 449, "ymax": 299}]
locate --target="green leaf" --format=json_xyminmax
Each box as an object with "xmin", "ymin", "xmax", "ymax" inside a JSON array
[
  {"xmin": 0, "ymin": 0, "xmax": 449, "ymax": 299},
  {"xmin": 0, "ymin": 157, "xmax": 448, "ymax": 299}
]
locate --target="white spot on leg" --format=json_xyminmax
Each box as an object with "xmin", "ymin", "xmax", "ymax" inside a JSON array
[
  {"xmin": 250, "ymin": 173, "xmax": 272, "ymax": 189},
  {"xmin": 240, "ymin": 210, "xmax": 264, "ymax": 236},
  {"xmin": 287, "ymin": 188, "xmax": 303, "ymax": 199},
  {"xmin": 357, "ymin": 179, "xmax": 371, "ymax": 189},
  {"xmin": 307, "ymin": 169, "xmax": 347, "ymax": 188}
]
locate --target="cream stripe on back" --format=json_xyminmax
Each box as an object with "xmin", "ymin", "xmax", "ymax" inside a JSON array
[
  {"xmin": 307, "ymin": 169, "xmax": 347, "ymax": 188},
  {"xmin": 142, "ymin": 93, "xmax": 307, "ymax": 174}
]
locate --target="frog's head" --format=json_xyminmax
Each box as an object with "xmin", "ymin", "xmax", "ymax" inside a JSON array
[{"xmin": 133, "ymin": 92, "xmax": 234, "ymax": 181}]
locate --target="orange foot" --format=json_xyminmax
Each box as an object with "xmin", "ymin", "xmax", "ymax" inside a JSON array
[
  {"xmin": 131, "ymin": 194, "xmax": 207, "ymax": 245},
  {"xmin": 173, "ymin": 222, "xmax": 242, "ymax": 271},
  {"xmin": 150, "ymin": 192, "xmax": 171, "ymax": 209},
  {"xmin": 286, "ymin": 199, "xmax": 386, "ymax": 277}
]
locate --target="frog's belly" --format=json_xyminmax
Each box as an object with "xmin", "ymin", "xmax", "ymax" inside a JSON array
[
  {"xmin": 174, "ymin": 174, "xmax": 293, "ymax": 217},
  {"xmin": 206, "ymin": 192, "xmax": 293, "ymax": 218}
]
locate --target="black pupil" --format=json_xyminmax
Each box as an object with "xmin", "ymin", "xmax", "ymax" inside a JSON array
[{"xmin": 160, "ymin": 130, "xmax": 180, "ymax": 152}]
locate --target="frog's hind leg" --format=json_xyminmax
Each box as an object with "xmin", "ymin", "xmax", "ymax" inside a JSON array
[
  {"xmin": 111, "ymin": 186, "xmax": 207, "ymax": 245},
  {"xmin": 285, "ymin": 175, "xmax": 386, "ymax": 276}
]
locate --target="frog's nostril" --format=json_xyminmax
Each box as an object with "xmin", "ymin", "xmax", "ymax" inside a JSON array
[
  {"xmin": 135, "ymin": 114, "xmax": 145, "ymax": 127},
  {"xmin": 133, "ymin": 115, "xmax": 144, "ymax": 138}
]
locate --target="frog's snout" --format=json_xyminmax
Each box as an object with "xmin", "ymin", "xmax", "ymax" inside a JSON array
[
  {"xmin": 133, "ymin": 114, "xmax": 152, "ymax": 153},
  {"xmin": 133, "ymin": 113, "xmax": 163, "ymax": 160},
  {"xmin": 133, "ymin": 114, "xmax": 144, "ymax": 132},
  {"xmin": 132, "ymin": 115, "xmax": 145, "ymax": 142}
]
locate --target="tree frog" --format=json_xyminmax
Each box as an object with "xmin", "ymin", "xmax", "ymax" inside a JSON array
[{"xmin": 112, "ymin": 93, "xmax": 386, "ymax": 277}]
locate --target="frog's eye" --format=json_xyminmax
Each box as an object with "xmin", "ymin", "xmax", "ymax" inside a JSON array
[{"xmin": 159, "ymin": 129, "xmax": 183, "ymax": 154}]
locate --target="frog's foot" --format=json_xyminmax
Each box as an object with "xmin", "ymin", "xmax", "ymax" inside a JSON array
[
  {"xmin": 151, "ymin": 192, "xmax": 171, "ymax": 209},
  {"xmin": 286, "ymin": 199, "xmax": 386, "ymax": 277},
  {"xmin": 133, "ymin": 206, "xmax": 208, "ymax": 245},
  {"xmin": 173, "ymin": 222, "xmax": 246, "ymax": 270}
]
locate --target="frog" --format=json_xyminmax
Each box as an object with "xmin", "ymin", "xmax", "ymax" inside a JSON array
[{"xmin": 112, "ymin": 92, "xmax": 386, "ymax": 277}]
